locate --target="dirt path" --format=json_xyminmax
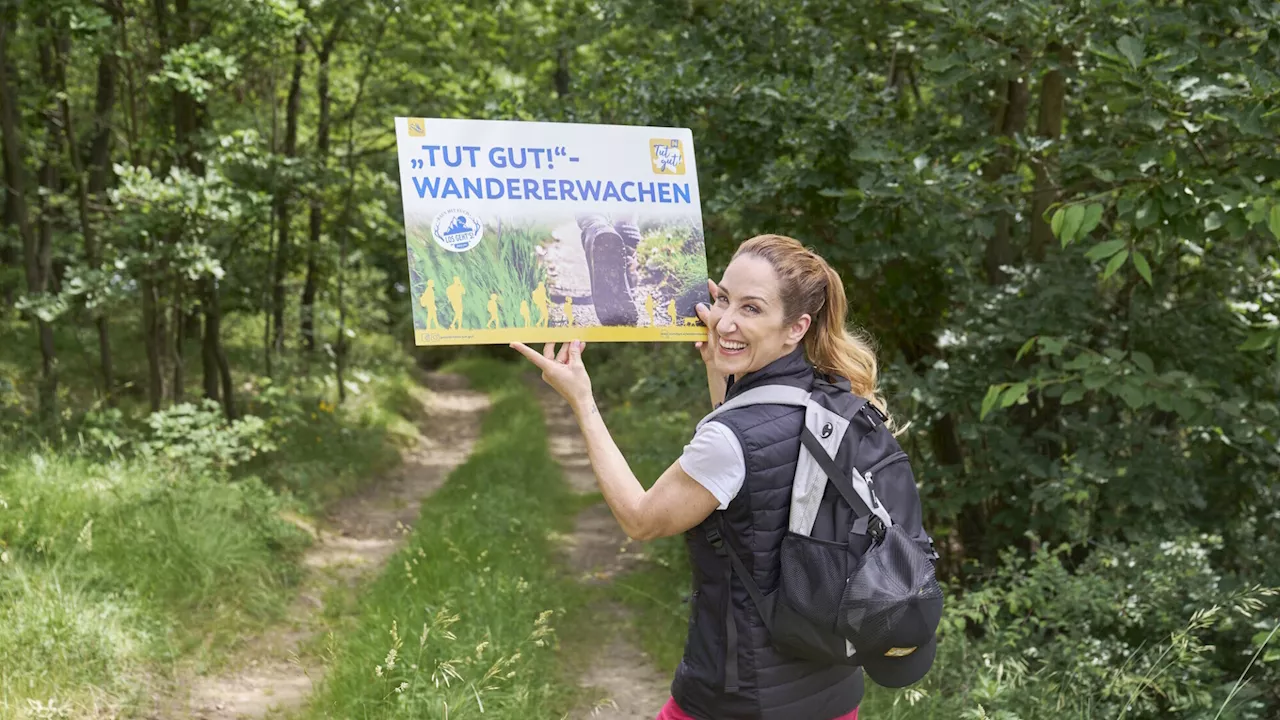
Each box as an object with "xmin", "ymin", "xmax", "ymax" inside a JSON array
[
  {"xmin": 535, "ymin": 384, "xmax": 671, "ymax": 720},
  {"xmin": 150, "ymin": 371, "xmax": 490, "ymax": 720}
]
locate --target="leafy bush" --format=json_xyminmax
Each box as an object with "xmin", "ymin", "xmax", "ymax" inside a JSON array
[{"xmin": 137, "ymin": 400, "xmax": 275, "ymax": 472}]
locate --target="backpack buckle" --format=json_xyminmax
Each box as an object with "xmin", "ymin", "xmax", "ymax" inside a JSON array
[
  {"xmin": 867, "ymin": 515, "xmax": 887, "ymax": 543},
  {"xmin": 705, "ymin": 526, "xmax": 726, "ymax": 554}
]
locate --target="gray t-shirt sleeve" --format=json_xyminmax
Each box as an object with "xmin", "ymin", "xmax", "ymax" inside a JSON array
[{"xmin": 678, "ymin": 421, "xmax": 746, "ymax": 510}]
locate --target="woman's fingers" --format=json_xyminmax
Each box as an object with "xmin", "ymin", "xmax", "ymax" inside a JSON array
[
  {"xmin": 511, "ymin": 342, "xmax": 554, "ymax": 371},
  {"xmin": 542, "ymin": 342, "xmax": 555, "ymax": 360}
]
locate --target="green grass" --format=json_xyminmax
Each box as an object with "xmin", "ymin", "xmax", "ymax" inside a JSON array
[
  {"xmin": 0, "ymin": 451, "xmax": 311, "ymax": 717},
  {"xmin": 0, "ymin": 305, "xmax": 431, "ymax": 718},
  {"xmin": 636, "ymin": 224, "xmax": 707, "ymax": 296},
  {"xmin": 301, "ymin": 359, "xmax": 587, "ymax": 720},
  {"xmin": 407, "ymin": 222, "xmax": 549, "ymax": 332}
]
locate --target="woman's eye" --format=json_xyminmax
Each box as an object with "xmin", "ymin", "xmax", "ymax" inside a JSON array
[
  {"xmin": 745, "ymin": 305, "xmax": 759, "ymax": 314},
  {"xmin": 715, "ymin": 294, "xmax": 728, "ymax": 305}
]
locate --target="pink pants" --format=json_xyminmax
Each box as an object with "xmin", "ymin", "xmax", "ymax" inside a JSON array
[{"xmin": 655, "ymin": 697, "xmax": 859, "ymax": 720}]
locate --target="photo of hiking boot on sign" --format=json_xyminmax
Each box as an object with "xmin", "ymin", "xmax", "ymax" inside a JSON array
[{"xmin": 577, "ymin": 214, "xmax": 640, "ymax": 326}]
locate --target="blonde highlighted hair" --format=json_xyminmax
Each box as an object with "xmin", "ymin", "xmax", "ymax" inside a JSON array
[{"xmin": 734, "ymin": 235, "xmax": 891, "ymax": 426}]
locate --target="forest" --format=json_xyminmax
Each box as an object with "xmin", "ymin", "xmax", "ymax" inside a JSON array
[{"xmin": 1, "ymin": 0, "xmax": 1278, "ymax": 718}]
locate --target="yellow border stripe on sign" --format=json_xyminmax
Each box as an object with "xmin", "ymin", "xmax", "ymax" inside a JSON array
[{"xmin": 415, "ymin": 326, "xmax": 707, "ymax": 346}]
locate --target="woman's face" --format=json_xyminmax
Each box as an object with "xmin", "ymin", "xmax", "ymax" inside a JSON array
[{"xmin": 708, "ymin": 255, "xmax": 811, "ymax": 377}]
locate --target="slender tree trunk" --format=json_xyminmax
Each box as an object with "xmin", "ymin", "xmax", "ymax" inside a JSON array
[
  {"xmin": 554, "ymin": 45, "xmax": 570, "ymax": 97},
  {"xmin": 1029, "ymin": 44, "xmax": 1069, "ymax": 262},
  {"xmin": 302, "ymin": 25, "xmax": 342, "ymax": 351},
  {"xmin": 33, "ymin": 16, "xmax": 63, "ymax": 419},
  {"xmin": 172, "ymin": 287, "xmax": 184, "ymax": 403},
  {"xmin": 272, "ymin": 35, "xmax": 304, "ymax": 355},
  {"xmin": 58, "ymin": 17, "xmax": 118, "ymax": 402},
  {"xmin": 981, "ymin": 49, "xmax": 1031, "ymax": 285},
  {"xmin": 0, "ymin": 14, "xmax": 53, "ymax": 417},
  {"xmin": 334, "ymin": 7, "xmax": 389, "ymax": 403},
  {"xmin": 200, "ymin": 275, "xmax": 235, "ymax": 417},
  {"xmin": 201, "ymin": 279, "xmax": 220, "ymax": 404},
  {"xmin": 142, "ymin": 277, "xmax": 163, "ymax": 410}
]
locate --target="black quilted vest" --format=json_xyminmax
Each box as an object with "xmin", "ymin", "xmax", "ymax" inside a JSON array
[{"xmin": 670, "ymin": 347, "xmax": 863, "ymax": 720}]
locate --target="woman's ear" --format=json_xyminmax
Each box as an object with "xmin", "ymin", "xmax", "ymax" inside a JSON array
[{"xmin": 787, "ymin": 314, "xmax": 812, "ymax": 345}]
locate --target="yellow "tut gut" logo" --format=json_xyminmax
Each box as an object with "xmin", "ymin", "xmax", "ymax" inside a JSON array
[
  {"xmin": 649, "ymin": 138, "xmax": 686, "ymax": 175},
  {"xmin": 407, "ymin": 118, "xmax": 426, "ymax": 137}
]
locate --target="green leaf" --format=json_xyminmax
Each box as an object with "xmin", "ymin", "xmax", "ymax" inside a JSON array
[
  {"xmin": 1016, "ymin": 336, "xmax": 1038, "ymax": 362},
  {"xmin": 1117, "ymin": 36, "xmax": 1145, "ymax": 69},
  {"xmin": 1051, "ymin": 208, "xmax": 1065, "ymax": 238},
  {"xmin": 1060, "ymin": 204, "xmax": 1085, "ymax": 246},
  {"xmin": 1102, "ymin": 250, "xmax": 1129, "ymax": 280},
  {"xmin": 1204, "ymin": 211, "xmax": 1224, "ymax": 232},
  {"xmin": 1238, "ymin": 331, "xmax": 1276, "ymax": 352},
  {"xmin": 980, "ymin": 385, "xmax": 1003, "ymax": 420},
  {"xmin": 1116, "ymin": 383, "xmax": 1146, "ymax": 410},
  {"xmin": 1000, "ymin": 382, "xmax": 1029, "ymax": 408},
  {"xmin": 1130, "ymin": 351, "xmax": 1154, "ymax": 374},
  {"xmin": 1060, "ymin": 387, "xmax": 1086, "ymax": 405},
  {"xmin": 1079, "ymin": 204, "xmax": 1104, "ymax": 237},
  {"xmin": 1134, "ymin": 199, "xmax": 1159, "ymax": 229},
  {"xmin": 1133, "ymin": 251, "xmax": 1153, "ymax": 286},
  {"xmin": 1269, "ymin": 204, "xmax": 1280, "ymax": 241},
  {"xmin": 1085, "ymin": 239, "xmax": 1127, "ymax": 262}
]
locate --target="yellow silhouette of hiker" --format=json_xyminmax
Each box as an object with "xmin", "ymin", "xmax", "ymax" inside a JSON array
[
  {"xmin": 486, "ymin": 293, "xmax": 501, "ymax": 329},
  {"xmin": 667, "ymin": 298, "xmax": 677, "ymax": 325},
  {"xmin": 419, "ymin": 279, "xmax": 440, "ymax": 330},
  {"xmin": 519, "ymin": 300, "xmax": 531, "ymax": 328},
  {"xmin": 564, "ymin": 296, "xmax": 574, "ymax": 327},
  {"xmin": 447, "ymin": 276, "xmax": 466, "ymax": 329},
  {"xmin": 645, "ymin": 294, "xmax": 655, "ymax": 326},
  {"xmin": 532, "ymin": 282, "xmax": 549, "ymax": 328}
]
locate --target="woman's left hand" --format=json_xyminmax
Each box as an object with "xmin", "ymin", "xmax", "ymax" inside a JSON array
[{"xmin": 511, "ymin": 340, "xmax": 593, "ymax": 411}]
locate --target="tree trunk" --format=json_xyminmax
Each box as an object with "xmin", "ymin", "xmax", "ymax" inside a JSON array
[
  {"xmin": 272, "ymin": 35, "xmax": 304, "ymax": 355},
  {"xmin": 302, "ymin": 23, "xmax": 342, "ymax": 351},
  {"xmin": 200, "ymin": 275, "xmax": 235, "ymax": 417},
  {"xmin": 554, "ymin": 45, "xmax": 570, "ymax": 97},
  {"xmin": 0, "ymin": 19, "xmax": 34, "ymax": 325},
  {"xmin": 1029, "ymin": 44, "xmax": 1069, "ymax": 262},
  {"xmin": 981, "ymin": 49, "xmax": 1031, "ymax": 285},
  {"xmin": 172, "ymin": 288, "xmax": 184, "ymax": 403},
  {"xmin": 58, "ymin": 16, "xmax": 118, "ymax": 401},
  {"xmin": 142, "ymin": 277, "xmax": 163, "ymax": 410},
  {"xmin": 33, "ymin": 15, "xmax": 62, "ymax": 419}
]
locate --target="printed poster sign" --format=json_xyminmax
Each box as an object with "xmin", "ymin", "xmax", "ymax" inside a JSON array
[{"xmin": 394, "ymin": 117, "xmax": 709, "ymax": 346}]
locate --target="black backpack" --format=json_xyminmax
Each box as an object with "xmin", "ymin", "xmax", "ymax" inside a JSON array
[{"xmin": 698, "ymin": 376, "xmax": 943, "ymax": 689}]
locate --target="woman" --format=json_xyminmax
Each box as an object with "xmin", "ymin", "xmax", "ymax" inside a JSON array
[{"xmin": 512, "ymin": 234, "xmax": 884, "ymax": 720}]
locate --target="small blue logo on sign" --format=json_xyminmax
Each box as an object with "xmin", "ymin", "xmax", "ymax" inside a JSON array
[{"xmin": 432, "ymin": 209, "xmax": 483, "ymax": 253}]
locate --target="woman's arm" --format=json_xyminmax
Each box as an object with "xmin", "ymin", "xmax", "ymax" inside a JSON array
[
  {"xmin": 511, "ymin": 340, "xmax": 720, "ymax": 540},
  {"xmin": 694, "ymin": 278, "xmax": 727, "ymax": 409},
  {"xmin": 574, "ymin": 397, "xmax": 720, "ymax": 540}
]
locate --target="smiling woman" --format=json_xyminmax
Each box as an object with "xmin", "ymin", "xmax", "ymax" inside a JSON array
[{"xmin": 512, "ymin": 234, "xmax": 903, "ymax": 720}]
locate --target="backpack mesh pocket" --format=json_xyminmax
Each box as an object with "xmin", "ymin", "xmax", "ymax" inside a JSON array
[
  {"xmin": 779, "ymin": 531, "xmax": 851, "ymax": 632},
  {"xmin": 838, "ymin": 525, "xmax": 944, "ymax": 650}
]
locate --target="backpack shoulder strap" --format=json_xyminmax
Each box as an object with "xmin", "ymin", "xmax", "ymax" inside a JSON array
[{"xmin": 696, "ymin": 384, "xmax": 809, "ymax": 430}]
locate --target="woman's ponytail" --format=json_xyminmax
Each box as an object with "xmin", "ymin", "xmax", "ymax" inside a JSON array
[
  {"xmin": 806, "ymin": 264, "xmax": 890, "ymax": 426},
  {"xmin": 734, "ymin": 235, "xmax": 892, "ymax": 428}
]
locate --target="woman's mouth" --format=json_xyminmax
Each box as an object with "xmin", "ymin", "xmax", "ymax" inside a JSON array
[{"xmin": 718, "ymin": 338, "xmax": 747, "ymax": 355}]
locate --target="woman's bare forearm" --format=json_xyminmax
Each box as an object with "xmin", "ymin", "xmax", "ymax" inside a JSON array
[
  {"xmin": 706, "ymin": 365, "xmax": 726, "ymax": 409},
  {"xmin": 571, "ymin": 398, "xmax": 653, "ymax": 539}
]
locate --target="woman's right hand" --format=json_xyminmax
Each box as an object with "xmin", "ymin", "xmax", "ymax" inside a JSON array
[
  {"xmin": 693, "ymin": 278, "xmax": 721, "ymax": 367},
  {"xmin": 693, "ymin": 278, "xmax": 727, "ymax": 407}
]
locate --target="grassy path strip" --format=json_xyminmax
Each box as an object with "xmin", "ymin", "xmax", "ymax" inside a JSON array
[
  {"xmin": 299, "ymin": 360, "xmax": 589, "ymax": 720},
  {"xmin": 534, "ymin": 382, "xmax": 670, "ymax": 720},
  {"xmin": 154, "ymin": 372, "xmax": 489, "ymax": 719}
]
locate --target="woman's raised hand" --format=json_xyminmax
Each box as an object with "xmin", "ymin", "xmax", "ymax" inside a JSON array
[
  {"xmin": 511, "ymin": 340, "xmax": 594, "ymax": 412},
  {"xmin": 693, "ymin": 277, "xmax": 721, "ymax": 367}
]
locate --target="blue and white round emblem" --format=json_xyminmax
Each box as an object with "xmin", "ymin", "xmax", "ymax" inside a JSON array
[{"xmin": 431, "ymin": 209, "xmax": 483, "ymax": 253}]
